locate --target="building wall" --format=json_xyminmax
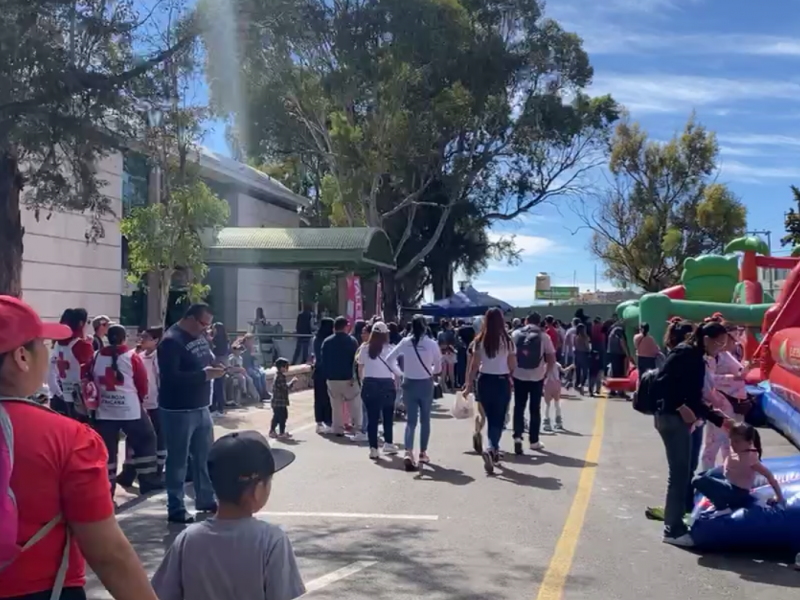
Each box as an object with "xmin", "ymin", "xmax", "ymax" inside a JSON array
[
  {"xmin": 234, "ymin": 193, "xmax": 300, "ymax": 332},
  {"xmin": 21, "ymin": 153, "xmax": 123, "ymax": 321}
]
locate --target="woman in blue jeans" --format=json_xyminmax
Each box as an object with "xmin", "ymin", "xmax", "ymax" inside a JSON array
[
  {"xmin": 387, "ymin": 315, "xmax": 442, "ymax": 471},
  {"xmin": 464, "ymin": 307, "xmax": 517, "ymax": 475}
]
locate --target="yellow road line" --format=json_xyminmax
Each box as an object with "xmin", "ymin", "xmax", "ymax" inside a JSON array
[{"xmin": 536, "ymin": 395, "xmax": 608, "ymax": 600}]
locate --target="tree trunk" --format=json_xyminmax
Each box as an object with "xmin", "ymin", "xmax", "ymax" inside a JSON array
[
  {"xmin": 431, "ymin": 263, "xmax": 454, "ymax": 300},
  {"xmin": 381, "ymin": 270, "xmax": 399, "ymax": 322},
  {"xmin": 0, "ymin": 152, "xmax": 24, "ymax": 297}
]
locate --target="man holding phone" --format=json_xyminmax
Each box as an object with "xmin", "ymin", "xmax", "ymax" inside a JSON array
[{"xmin": 158, "ymin": 303, "xmax": 226, "ymax": 524}]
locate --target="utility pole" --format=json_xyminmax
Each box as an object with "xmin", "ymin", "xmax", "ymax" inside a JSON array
[{"xmin": 746, "ymin": 229, "xmax": 773, "ymax": 296}]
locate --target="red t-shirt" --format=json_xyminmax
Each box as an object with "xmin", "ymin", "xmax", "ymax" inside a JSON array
[
  {"xmin": 0, "ymin": 403, "xmax": 114, "ymax": 597},
  {"xmin": 545, "ymin": 326, "xmax": 559, "ymax": 350}
]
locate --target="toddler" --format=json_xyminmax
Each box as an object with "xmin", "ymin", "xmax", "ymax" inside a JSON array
[
  {"xmin": 693, "ymin": 422, "xmax": 784, "ymax": 513},
  {"xmin": 542, "ymin": 362, "xmax": 570, "ymax": 433},
  {"xmin": 269, "ymin": 358, "xmax": 297, "ymax": 439}
]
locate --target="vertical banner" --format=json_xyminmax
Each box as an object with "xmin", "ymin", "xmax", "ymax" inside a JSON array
[
  {"xmin": 376, "ymin": 279, "xmax": 383, "ymax": 319},
  {"xmin": 345, "ymin": 273, "xmax": 364, "ymax": 326}
]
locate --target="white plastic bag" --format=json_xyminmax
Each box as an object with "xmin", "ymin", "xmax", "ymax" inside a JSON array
[{"xmin": 451, "ymin": 391, "xmax": 475, "ymax": 420}]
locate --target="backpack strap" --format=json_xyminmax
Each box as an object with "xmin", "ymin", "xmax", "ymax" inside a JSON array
[{"xmin": 0, "ymin": 398, "xmax": 68, "ymax": 600}]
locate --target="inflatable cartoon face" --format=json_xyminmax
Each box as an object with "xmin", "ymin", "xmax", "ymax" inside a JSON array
[{"xmin": 682, "ymin": 255, "xmax": 740, "ymax": 304}]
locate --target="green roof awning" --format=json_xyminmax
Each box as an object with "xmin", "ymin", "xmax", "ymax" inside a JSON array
[{"xmin": 204, "ymin": 227, "xmax": 395, "ymax": 270}]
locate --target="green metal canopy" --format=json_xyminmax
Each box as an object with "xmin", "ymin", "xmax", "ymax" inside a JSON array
[{"xmin": 204, "ymin": 227, "xmax": 395, "ymax": 270}]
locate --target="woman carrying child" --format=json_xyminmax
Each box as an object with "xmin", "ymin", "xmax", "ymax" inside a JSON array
[{"xmin": 357, "ymin": 322, "xmax": 402, "ymax": 460}]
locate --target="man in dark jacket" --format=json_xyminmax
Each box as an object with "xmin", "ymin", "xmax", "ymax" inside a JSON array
[
  {"xmin": 321, "ymin": 316, "xmax": 364, "ymax": 438},
  {"xmin": 158, "ymin": 303, "xmax": 225, "ymax": 523},
  {"xmin": 292, "ymin": 305, "xmax": 314, "ymax": 364}
]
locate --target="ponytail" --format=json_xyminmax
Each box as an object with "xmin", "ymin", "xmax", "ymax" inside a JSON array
[
  {"xmin": 107, "ymin": 324, "xmax": 127, "ymax": 384},
  {"xmin": 411, "ymin": 315, "xmax": 426, "ymax": 348},
  {"xmin": 689, "ymin": 318, "xmax": 727, "ymax": 353},
  {"xmin": 664, "ymin": 317, "xmax": 694, "ymax": 350}
]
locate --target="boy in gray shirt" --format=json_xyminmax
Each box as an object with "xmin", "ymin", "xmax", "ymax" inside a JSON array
[{"xmin": 152, "ymin": 430, "xmax": 305, "ymax": 600}]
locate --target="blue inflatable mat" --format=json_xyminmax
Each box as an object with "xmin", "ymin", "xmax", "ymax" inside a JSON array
[
  {"xmin": 690, "ymin": 456, "xmax": 800, "ymax": 551},
  {"xmin": 760, "ymin": 384, "xmax": 800, "ymax": 449}
]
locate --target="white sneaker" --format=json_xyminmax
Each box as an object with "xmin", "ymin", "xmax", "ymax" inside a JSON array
[
  {"xmin": 315, "ymin": 423, "xmax": 328, "ymax": 434},
  {"xmin": 369, "ymin": 448, "xmax": 380, "ymax": 460},
  {"xmin": 662, "ymin": 533, "xmax": 695, "ymax": 548},
  {"xmin": 383, "ymin": 443, "xmax": 399, "ymax": 455},
  {"xmin": 530, "ymin": 442, "xmax": 545, "ymax": 451},
  {"xmin": 351, "ymin": 432, "xmax": 368, "ymax": 443}
]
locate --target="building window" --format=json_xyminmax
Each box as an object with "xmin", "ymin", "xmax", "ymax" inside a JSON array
[{"xmin": 122, "ymin": 151, "xmax": 149, "ymax": 216}]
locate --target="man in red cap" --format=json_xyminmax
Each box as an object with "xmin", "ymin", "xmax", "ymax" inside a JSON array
[{"xmin": 0, "ymin": 296, "xmax": 157, "ymax": 600}]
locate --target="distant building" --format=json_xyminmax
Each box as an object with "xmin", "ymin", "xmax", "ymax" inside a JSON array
[{"xmin": 21, "ymin": 147, "xmax": 309, "ymax": 330}]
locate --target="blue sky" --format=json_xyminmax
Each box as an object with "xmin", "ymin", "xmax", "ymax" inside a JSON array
[{"xmin": 203, "ymin": 0, "xmax": 800, "ymax": 306}]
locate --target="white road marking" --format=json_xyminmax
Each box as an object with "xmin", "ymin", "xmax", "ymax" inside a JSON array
[
  {"xmin": 257, "ymin": 511, "xmax": 439, "ymax": 521},
  {"xmin": 302, "ymin": 560, "xmax": 378, "ymax": 595}
]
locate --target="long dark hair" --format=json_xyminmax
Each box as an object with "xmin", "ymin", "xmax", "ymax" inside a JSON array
[
  {"xmin": 640, "ymin": 322, "xmax": 650, "ymax": 336},
  {"xmin": 353, "ymin": 320, "xmax": 367, "ymax": 342},
  {"xmin": 316, "ymin": 317, "xmax": 334, "ymax": 341},
  {"xmin": 212, "ymin": 322, "xmax": 229, "ymax": 355},
  {"xmin": 388, "ymin": 322, "xmax": 402, "ymax": 345},
  {"xmin": 367, "ymin": 330, "xmax": 388, "ymax": 359},
  {"xmin": 474, "ymin": 307, "xmax": 512, "ymax": 359},
  {"xmin": 411, "ymin": 314, "xmax": 426, "ymax": 347},
  {"xmin": 688, "ymin": 319, "xmax": 728, "ymax": 354},
  {"xmin": 665, "ymin": 318, "xmax": 694, "ymax": 350},
  {"xmin": 106, "ymin": 324, "xmax": 127, "ymax": 385}
]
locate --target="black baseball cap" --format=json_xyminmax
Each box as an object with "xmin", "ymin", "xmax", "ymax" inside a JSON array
[{"xmin": 207, "ymin": 430, "xmax": 295, "ymax": 503}]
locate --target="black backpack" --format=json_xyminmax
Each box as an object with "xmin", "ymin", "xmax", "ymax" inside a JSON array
[
  {"xmin": 515, "ymin": 326, "xmax": 543, "ymax": 370},
  {"xmin": 633, "ymin": 368, "xmax": 662, "ymax": 415}
]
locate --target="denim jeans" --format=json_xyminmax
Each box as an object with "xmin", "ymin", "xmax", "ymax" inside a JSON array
[
  {"xmin": 478, "ymin": 373, "xmax": 512, "ymax": 451},
  {"xmin": 362, "ymin": 377, "xmax": 396, "ymax": 449},
  {"xmin": 693, "ymin": 472, "xmax": 753, "ymax": 510},
  {"xmin": 655, "ymin": 412, "xmax": 693, "ymax": 538},
  {"xmin": 160, "ymin": 407, "xmax": 216, "ymax": 518},
  {"xmin": 403, "ymin": 378, "xmax": 434, "ymax": 452},
  {"xmin": 247, "ymin": 368, "xmax": 267, "ymax": 399},
  {"xmin": 513, "ymin": 378, "xmax": 544, "ymax": 443}
]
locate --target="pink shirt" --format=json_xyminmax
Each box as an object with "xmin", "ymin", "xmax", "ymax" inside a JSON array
[
  {"xmin": 714, "ymin": 351, "xmax": 747, "ymax": 400},
  {"xmin": 633, "ymin": 333, "xmax": 660, "ymax": 358},
  {"xmin": 724, "ymin": 450, "xmax": 759, "ymax": 490}
]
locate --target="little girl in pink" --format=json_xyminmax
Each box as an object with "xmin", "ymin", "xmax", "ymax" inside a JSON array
[{"xmin": 700, "ymin": 323, "xmax": 741, "ymax": 471}]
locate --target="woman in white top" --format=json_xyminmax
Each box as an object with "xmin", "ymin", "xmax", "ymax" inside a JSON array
[
  {"xmin": 464, "ymin": 307, "xmax": 517, "ymax": 474},
  {"xmin": 357, "ymin": 322, "xmax": 402, "ymax": 460},
  {"xmin": 387, "ymin": 315, "xmax": 442, "ymax": 470}
]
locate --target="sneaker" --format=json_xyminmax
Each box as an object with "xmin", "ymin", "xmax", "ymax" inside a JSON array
[
  {"xmin": 662, "ymin": 533, "xmax": 695, "ymax": 548},
  {"xmin": 542, "ymin": 418, "xmax": 553, "ymax": 434},
  {"xmin": 514, "ymin": 438, "xmax": 524, "ymax": 455},
  {"xmin": 369, "ymin": 448, "xmax": 380, "ymax": 460},
  {"xmin": 268, "ymin": 431, "xmax": 278, "ymax": 439},
  {"xmin": 278, "ymin": 432, "xmax": 293, "ymax": 440},
  {"xmin": 315, "ymin": 423, "xmax": 327, "ymax": 434},
  {"xmin": 555, "ymin": 416, "xmax": 564, "ymax": 430},
  {"xmin": 530, "ymin": 441, "xmax": 545, "ymax": 451},
  {"xmin": 491, "ymin": 450, "xmax": 502, "ymax": 465},
  {"xmin": 383, "ymin": 443, "xmax": 399, "ymax": 455},
  {"xmin": 167, "ymin": 512, "xmax": 195, "ymax": 525},
  {"xmin": 404, "ymin": 452, "xmax": 417, "ymax": 472},
  {"xmin": 210, "ymin": 411, "xmax": 222, "ymax": 418},
  {"xmin": 645, "ymin": 506, "xmax": 665, "ymax": 521},
  {"xmin": 419, "ymin": 452, "xmax": 430, "ymax": 464},
  {"xmin": 351, "ymin": 432, "xmax": 368, "ymax": 443},
  {"xmin": 482, "ymin": 450, "xmax": 495, "ymax": 475}
]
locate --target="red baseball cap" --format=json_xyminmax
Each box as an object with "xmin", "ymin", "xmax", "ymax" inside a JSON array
[{"xmin": 0, "ymin": 296, "xmax": 73, "ymax": 354}]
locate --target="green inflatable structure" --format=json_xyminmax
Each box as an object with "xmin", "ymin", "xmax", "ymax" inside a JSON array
[{"xmin": 616, "ymin": 253, "xmax": 771, "ymax": 352}]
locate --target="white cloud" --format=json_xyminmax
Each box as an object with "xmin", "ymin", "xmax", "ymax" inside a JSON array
[
  {"xmin": 717, "ymin": 133, "xmax": 800, "ymax": 148},
  {"xmin": 718, "ymin": 160, "xmax": 800, "ymax": 183},
  {"xmin": 718, "ymin": 145, "xmax": 771, "ymax": 158},
  {"xmin": 487, "ymin": 232, "xmax": 568, "ymax": 256},
  {"xmin": 591, "ymin": 74, "xmax": 800, "ymax": 114}
]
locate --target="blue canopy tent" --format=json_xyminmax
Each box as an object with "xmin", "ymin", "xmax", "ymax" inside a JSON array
[{"xmin": 416, "ymin": 285, "xmax": 513, "ymax": 318}]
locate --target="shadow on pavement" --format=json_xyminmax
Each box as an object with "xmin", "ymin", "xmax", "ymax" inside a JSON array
[
  {"xmin": 697, "ymin": 553, "xmax": 800, "ymax": 588},
  {"xmin": 492, "ymin": 464, "xmax": 563, "ymax": 490},
  {"xmin": 415, "ymin": 463, "xmax": 475, "ymax": 486},
  {"xmin": 509, "ymin": 450, "xmax": 596, "ymax": 469}
]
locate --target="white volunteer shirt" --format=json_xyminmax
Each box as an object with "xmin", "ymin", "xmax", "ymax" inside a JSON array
[
  {"xmin": 476, "ymin": 339, "xmax": 514, "ymax": 375},
  {"xmin": 386, "ymin": 335, "xmax": 442, "ymax": 380},
  {"xmin": 93, "ymin": 349, "xmax": 142, "ymax": 420},
  {"xmin": 139, "ymin": 349, "xmax": 160, "ymax": 410},
  {"xmin": 54, "ymin": 339, "xmax": 82, "ymax": 401}
]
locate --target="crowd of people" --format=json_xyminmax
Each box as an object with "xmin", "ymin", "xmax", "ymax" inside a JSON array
[{"xmin": 3, "ymin": 293, "xmax": 798, "ymax": 600}]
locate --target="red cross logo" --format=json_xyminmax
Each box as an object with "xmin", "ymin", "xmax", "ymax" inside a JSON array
[
  {"xmin": 102, "ymin": 367, "xmax": 118, "ymax": 391},
  {"xmin": 56, "ymin": 353, "xmax": 70, "ymax": 379}
]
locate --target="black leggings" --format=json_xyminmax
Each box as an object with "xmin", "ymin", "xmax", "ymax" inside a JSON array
[{"xmin": 362, "ymin": 377, "xmax": 396, "ymax": 449}]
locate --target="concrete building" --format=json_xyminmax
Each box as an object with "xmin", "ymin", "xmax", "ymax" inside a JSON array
[{"xmin": 21, "ymin": 147, "xmax": 309, "ymax": 329}]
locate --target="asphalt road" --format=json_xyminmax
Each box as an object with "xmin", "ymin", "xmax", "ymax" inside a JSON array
[{"xmin": 88, "ymin": 388, "xmax": 800, "ymax": 599}]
